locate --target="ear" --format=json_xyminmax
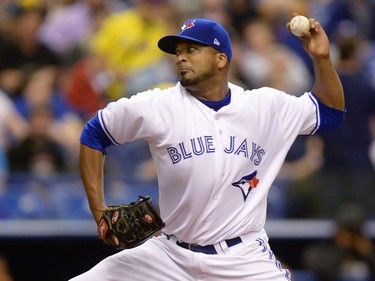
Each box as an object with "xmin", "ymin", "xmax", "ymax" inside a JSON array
[{"xmin": 216, "ymin": 53, "xmax": 228, "ymax": 69}]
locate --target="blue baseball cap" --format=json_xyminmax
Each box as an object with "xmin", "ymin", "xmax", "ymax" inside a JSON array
[{"xmin": 158, "ymin": 18, "xmax": 232, "ymax": 61}]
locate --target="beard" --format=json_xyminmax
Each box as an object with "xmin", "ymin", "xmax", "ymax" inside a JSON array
[{"xmin": 179, "ymin": 67, "xmax": 216, "ymax": 87}]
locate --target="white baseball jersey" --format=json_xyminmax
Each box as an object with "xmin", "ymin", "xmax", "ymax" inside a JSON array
[{"xmin": 98, "ymin": 82, "xmax": 318, "ymax": 245}]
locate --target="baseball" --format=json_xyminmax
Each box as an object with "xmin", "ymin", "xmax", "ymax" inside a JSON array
[{"xmin": 290, "ymin": 15, "xmax": 310, "ymax": 37}]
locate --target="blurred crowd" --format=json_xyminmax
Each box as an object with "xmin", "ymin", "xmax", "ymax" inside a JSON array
[{"xmin": 0, "ymin": 0, "xmax": 374, "ymax": 220}]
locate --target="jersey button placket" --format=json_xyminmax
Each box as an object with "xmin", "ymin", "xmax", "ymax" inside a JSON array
[
  {"xmin": 209, "ymin": 113, "xmax": 222, "ymax": 202},
  {"xmin": 213, "ymin": 114, "xmax": 224, "ymax": 139},
  {"xmin": 211, "ymin": 113, "xmax": 225, "ymax": 207}
]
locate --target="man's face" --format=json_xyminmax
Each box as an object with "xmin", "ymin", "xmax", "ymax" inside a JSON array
[{"xmin": 174, "ymin": 41, "xmax": 219, "ymax": 88}]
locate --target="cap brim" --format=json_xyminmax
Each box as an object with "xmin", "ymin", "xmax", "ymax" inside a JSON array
[{"xmin": 158, "ymin": 35, "xmax": 209, "ymax": 55}]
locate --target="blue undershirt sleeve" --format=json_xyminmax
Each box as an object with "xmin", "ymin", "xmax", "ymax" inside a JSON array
[
  {"xmin": 312, "ymin": 92, "xmax": 346, "ymax": 133},
  {"xmin": 80, "ymin": 113, "xmax": 114, "ymax": 154}
]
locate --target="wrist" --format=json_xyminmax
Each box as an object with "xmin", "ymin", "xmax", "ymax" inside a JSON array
[
  {"xmin": 311, "ymin": 54, "xmax": 331, "ymax": 63},
  {"xmin": 91, "ymin": 204, "xmax": 108, "ymax": 223}
]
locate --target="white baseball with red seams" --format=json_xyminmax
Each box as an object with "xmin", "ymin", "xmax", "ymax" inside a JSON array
[{"xmin": 290, "ymin": 15, "xmax": 310, "ymax": 37}]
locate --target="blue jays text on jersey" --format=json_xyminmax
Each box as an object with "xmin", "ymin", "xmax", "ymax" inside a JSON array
[{"xmin": 166, "ymin": 135, "xmax": 266, "ymax": 165}]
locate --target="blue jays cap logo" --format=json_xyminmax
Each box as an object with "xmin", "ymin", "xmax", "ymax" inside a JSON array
[
  {"xmin": 232, "ymin": 171, "xmax": 260, "ymax": 201},
  {"xmin": 158, "ymin": 18, "xmax": 232, "ymax": 61},
  {"xmin": 180, "ymin": 20, "xmax": 195, "ymax": 33}
]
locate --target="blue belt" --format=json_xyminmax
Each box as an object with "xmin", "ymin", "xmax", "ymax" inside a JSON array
[{"xmin": 175, "ymin": 236, "xmax": 242, "ymax": 254}]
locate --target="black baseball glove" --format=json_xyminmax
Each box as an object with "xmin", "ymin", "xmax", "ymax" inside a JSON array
[{"xmin": 97, "ymin": 196, "xmax": 165, "ymax": 249}]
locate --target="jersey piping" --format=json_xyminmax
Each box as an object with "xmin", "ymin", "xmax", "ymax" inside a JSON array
[
  {"xmin": 308, "ymin": 92, "xmax": 320, "ymax": 135},
  {"xmin": 98, "ymin": 109, "xmax": 120, "ymax": 145}
]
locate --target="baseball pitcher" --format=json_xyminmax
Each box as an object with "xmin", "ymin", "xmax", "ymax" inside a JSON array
[{"xmin": 70, "ymin": 16, "xmax": 345, "ymax": 281}]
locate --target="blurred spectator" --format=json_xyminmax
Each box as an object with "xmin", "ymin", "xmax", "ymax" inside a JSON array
[
  {"xmin": 312, "ymin": 31, "xmax": 375, "ymax": 217},
  {"xmin": 12, "ymin": 66, "xmax": 67, "ymax": 119},
  {"xmin": 236, "ymin": 18, "xmax": 312, "ymax": 95},
  {"xmin": 278, "ymin": 136, "xmax": 324, "ymax": 182},
  {"xmin": 255, "ymin": 0, "xmax": 309, "ymax": 22},
  {"xmin": 268, "ymin": 136, "xmax": 324, "ymax": 218},
  {"xmin": 318, "ymin": 0, "xmax": 375, "ymax": 40},
  {"xmin": 63, "ymin": 0, "xmax": 178, "ymax": 181},
  {"xmin": 0, "ymin": 1, "xmax": 62, "ymax": 97},
  {"xmin": 0, "ymin": 254, "xmax": 13, "ymax": 281},
  {"xmin": 225, "ymin": 0, "xmax": 259, "ymax": 34},
  {"xmin": 63, "ymin": 50, "xmax": 110, "ymax": 119},
  {"xmin": 104, "ymin": 137, "xmax": 157, "ymax": 181},
  {"xmin": 170, "ymin": 0, "xmax": 201, "ymax": 18},
  {"xmin": 0, "ymin": 89, "xmax": 29, "ymax": 190},
  {"xmin": 10, "ymin": 66, "xmax": 84, "ymax": 170},
  {"xmin": 365, "ymin": 44, "xmax": 375, "ymax": 90},
  {"xmin": 38, "ymin": 0, "xmax": 116, "ymax": 64},
  {"xmin": 303, "ymin": 203, "xmax": 375, "ymax": 281},
  {"xmin": 309, "ymin": 0, "xmax": 375, "ymax": 86},
  {"xmin": 199, "ymin": 0, "xmax": 231, "ymax": 28},
  {"xmin": 7, "ymin": 104, "xmax": 67, "ymax": 177},
  {"xmin": 64, "ymin": 0, "xmax": 177, "ymax": 120}
]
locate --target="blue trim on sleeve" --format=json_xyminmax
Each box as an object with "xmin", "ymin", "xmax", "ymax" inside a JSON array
[
  {"xmin": 308, "ymin": 93, "xmax": 320, "ymax": 135},
  {"xmin": 311, "ymin": 92, "xmax": 346, "ymax": 133},
  {"xmin": 98, "ymin": 110, "xmax": 120, "ymax": 145},
  {"xmin": 80, "ymin": 113, "xmax": 114, "ymax": 154}
]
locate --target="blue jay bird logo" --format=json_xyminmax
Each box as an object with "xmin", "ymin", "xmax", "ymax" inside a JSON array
[{"xmin": 232, "ymin": 171, "xmax": 260, "ymax": 201}]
